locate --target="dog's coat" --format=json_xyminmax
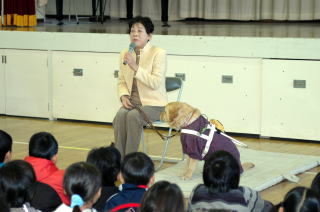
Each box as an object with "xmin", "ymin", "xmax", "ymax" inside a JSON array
[
  {"xmin": 160, "ymin": 102, "xmax": 248, "ymax": 178},
  {"xmin": 181, "ymin": 115, "xmax": 243, "ymax": 173}
]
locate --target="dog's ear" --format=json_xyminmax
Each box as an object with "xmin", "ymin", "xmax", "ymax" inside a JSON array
[
  {"xmin": 162, "ymin": 102, "xmax": 182, "ymax": 128},
  {"xmin": 167, "ymin": 107, "xmax": 179, "ymax": 123},
  {"xmin": 167, "ymin": 102, "xmax": 188, "ymax": 129},
  {"xmin": 163, "ymin": 102, "xmax": 198, "ymax": 129}
]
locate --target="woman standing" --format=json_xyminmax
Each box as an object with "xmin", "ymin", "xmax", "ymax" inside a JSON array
[{"xmin": 113, "ymin": 16, "xmax": 167, "ymax": 159}]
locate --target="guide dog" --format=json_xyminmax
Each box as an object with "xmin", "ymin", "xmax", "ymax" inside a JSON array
[{"xmin": 160, "ymin": 102, "xmax": 254, "ymax": 180}]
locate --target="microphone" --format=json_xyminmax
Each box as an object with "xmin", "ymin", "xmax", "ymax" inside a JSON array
[{"xmin": 123, "ymin": 42, "xmax": 136, "ymax": 65}]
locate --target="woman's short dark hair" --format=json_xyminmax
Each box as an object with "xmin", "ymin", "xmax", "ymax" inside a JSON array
[
  {"xmin": 0, "ymin": 160, "xmax": 36, "ymax": 207},
  {"xmin": 128, "ymin": 16, "xmax": 154, "ymax": 34},
  {"xmin": 203, "ymin": 151, "xmax": 240, "ymax": 193},
  {"xmin": 86, "ymin": 144, "xmax": 121, "ymax": 186},
  {"xmin": 29, "ymin": 132, "xmax": 58, "ymax": 160},
  {"xmin": 0, "ymin": 130, "xmax": 12, "ymax": 162},
  {"xmin": 281, "ymin": 186, "xmax": 320, "ymax": 212},
  {"xmin": 139, "ymin": 181, "xmax": 184, "ymax": 212},
  {"xmin": 121, "ymin": 152, "xmax": 154, "ymax": 185},
  {"xmin": 63, "ymin": 162, "xmax": 101, "ymax": 203}
]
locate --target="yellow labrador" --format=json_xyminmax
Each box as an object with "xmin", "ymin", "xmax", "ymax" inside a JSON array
[{"xmin": 160, "ymin": 102, "xmax": 254, "ymax": 180}]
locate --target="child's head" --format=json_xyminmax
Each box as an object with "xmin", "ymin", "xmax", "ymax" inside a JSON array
[
  {"xmin": 63, "ymin": 162, "xmax": 102, "ymax": 211},
  {"xmin": 203, "ymin": 150, "xmax": 240, "ymax": 193},
  {"xmin": 0, "ymin": 160, "xmax": 36, "ymax": 208},
  {"xmin": 279, "ymin": 186, "xmax": 320, "ymax": 212},
  {"xmin": 139, "ymin": 181, "xmax": 184, "ymax": 212},
  {"xmin": 0, "ymin": 130, "xmax": 12, "ymax": 163},
  {"xmin": 29, "ymin": 132, "xmax": 58, "ymax": 162},
  {"xmin": 86, "ymin": 144, "xmax": 121, "ymax": 186},
  {"xmin": 311, "ymin": 172, "xmax": 320, "ymax": 194},
  {"xmin": 120, "ymin": 152, "xmax": 154, "ymax": 185}
]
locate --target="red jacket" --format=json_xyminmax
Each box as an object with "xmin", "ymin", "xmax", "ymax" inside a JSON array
[{"xmin": 24, "ymin": 156, "xmax": 70, "ymax": 205}]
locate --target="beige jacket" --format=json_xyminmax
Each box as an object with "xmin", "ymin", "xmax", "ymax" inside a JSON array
[{"xmin": 118, "ymin": 43, "xmax": 168, "ymax": 106}]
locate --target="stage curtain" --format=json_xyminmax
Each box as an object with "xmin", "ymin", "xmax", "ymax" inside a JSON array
[
  {"xmin": 0, "ymin": 0, "xmax": 2, "ymax": 24},
  {"xmin": 3, "ymin": 0, "xmax": 37, "ymax": 26},
  {"xmin": 107, "ymin": 0, "xmax": 320, "ymax": 21}
]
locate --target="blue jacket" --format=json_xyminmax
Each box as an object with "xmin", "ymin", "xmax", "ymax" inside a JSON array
[{"xmin": 104, "ymin": 183, "xmax": 147, "ymax": 212}]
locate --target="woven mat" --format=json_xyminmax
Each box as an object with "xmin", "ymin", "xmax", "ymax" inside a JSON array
[{"xmin": 154, "ymin": 148, "xmax": 320, "ymax": 197}]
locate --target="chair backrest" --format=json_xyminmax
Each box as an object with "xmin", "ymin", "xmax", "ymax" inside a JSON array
[{"xmin": 165, "ymin": 77, "xmax": 183, "ymax": 102}]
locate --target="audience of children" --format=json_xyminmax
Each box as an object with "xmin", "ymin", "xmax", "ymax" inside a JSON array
[
  {"xmin": 54, "ymin": 162, "xmax": 102, "ymax": 212},
  {"xmin": 187, "ymin": 150, "xmax": 273, "ymax": 212},
  {"xmin": 2, "ymin": 129, "xmax": 320, "ymax": 212},
  {"xmin": 139, "ymin": 180, "xmax": 185, "ymax": 212},
  {"xmin": 86, "ymin": 144, "xmax": 121, "ymax": 211},
  {"xmin": 105, "ymin": 152, "xmax": 155, "ymax": 212},
  {"xmin": 24, "ymin": 132, "xmax": 69, "ymax": 205},
  {"xmin": 0, "ymin": 130, "xmax": 12, "ymax": 167}
]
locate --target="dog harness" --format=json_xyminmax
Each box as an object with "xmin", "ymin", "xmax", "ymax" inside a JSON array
[
  {"xmin": 181, "ymin": 123, "xmax": 248, "ymax": 158},
  {"xmin": 181, "ymin": 123, "xmax": 217, "ymax": 158}
]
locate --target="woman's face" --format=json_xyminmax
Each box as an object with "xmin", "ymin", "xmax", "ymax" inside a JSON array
[{"xmin": 130, "ymin": 23, "xmax": 151, "ymax": 50}]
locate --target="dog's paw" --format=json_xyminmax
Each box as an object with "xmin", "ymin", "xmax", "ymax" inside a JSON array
[
  {"xmin": 242, "ymin": 162, "xmax": 255, "ymax": 171},
  {"xmin": 180, "ymin": 169, "xmax": 194, "ymax": 180}
]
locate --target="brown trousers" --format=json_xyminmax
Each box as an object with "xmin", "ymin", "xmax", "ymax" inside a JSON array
[{"xmin": 113, "ymin": 106, "xmax": 164, "ymax": 159}]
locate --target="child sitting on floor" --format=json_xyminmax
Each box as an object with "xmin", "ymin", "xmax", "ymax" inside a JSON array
[
  {"xmin": 105, "ymin": 152, "xmax": 155, "ymax": 212},
  {"xmin": 55, "ymin": 162, "xmax": 102, "ymax": 212},
  {"xmin": 0, "ymin": 160, "xmax": 39, "ymax": 211},
  {"xmin": 187, "ymin": 150, "xmax": 273, "ymax": 212},
  {"xmin": 272, "ymin": 186, "xmax": 320, "ymax": 212},
  {"xmin": 86, "ymin": 143, "xmax": 121, "ymax": 211},
  {"xmin": 0, "ymin": 130, "xmax": 12, "ymax": 167},
  {"xmin": 24, "ymin": 132, "xmax": 69, "ymax": 204},
  {"xmin": 139, "ymin": 180, "xmax": 185, "ymax": 212}
]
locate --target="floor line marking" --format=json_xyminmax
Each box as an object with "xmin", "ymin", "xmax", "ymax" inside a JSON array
[{"xmin": 14, "ymin": 141, "xmax": 90, "ymax": 151}]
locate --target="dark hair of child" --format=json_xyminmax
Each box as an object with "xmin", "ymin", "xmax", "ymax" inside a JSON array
[
  {"xmin": 121, "ymin": 152, "xmax": 154, "ymax": 185},
  {"xmin": 139, "ymin": 180, "xmax": 184, "ymax": 212},
  {"xmin": 29, "ymin": 132, "xmax": 58, "ymax": 160},
  {"xmin": 64, "ymin": 162, "xmax": 102, "ymax": 212},
  {"xmin": 203, "ymin": 150, "xmax": 240, "ymax": 193},
  {"xmin": 0, "ymin": 130, "xmax": 12, "ymax": 163}
]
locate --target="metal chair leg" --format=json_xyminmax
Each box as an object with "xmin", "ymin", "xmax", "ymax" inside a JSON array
[
  {"xmin": 142, "ymin": 127, "xmax": 184, "ymax": 171},
  {"xmin": 141, "ymin": 130, "xmax": 147, "ymax": 153},
  {"xmin": 68, "ymin": 0, "xmax": 71, "ymax": 22},
  {"xmin": 155, "ymin": 136, "xmax": 171, "ymax": 170},
  {"xmin": 68, "ymin": 0, "xmax": 79, "ymax": 24},
  {"xmin": 74, "ymin": 0, "xmax": 79, "ymax": 24}
]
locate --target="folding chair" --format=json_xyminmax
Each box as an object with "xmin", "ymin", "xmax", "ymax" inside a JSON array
[
  {"xmin": 141, "ymin": 77, "xmax": 184, "ymax": 170},
  {"xmin": 91, "ymin": 0, "xmax": 108, "ymax": 24},
  {"xmin": 68, "ymin": 0, "xmax": 108, "ymax": 24},
  {"xmin": 36, "ymin": 4, "xmax": 46, "ymax": 23},
  {"xmin": 68, "ymin": 0, "xmax": 79, "ymax": 24}
]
